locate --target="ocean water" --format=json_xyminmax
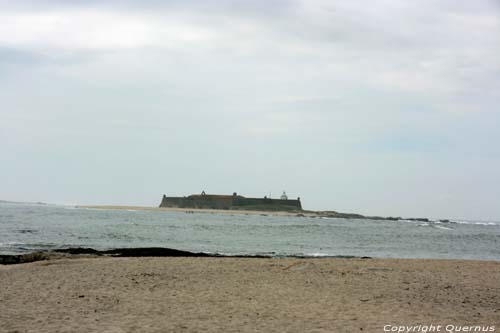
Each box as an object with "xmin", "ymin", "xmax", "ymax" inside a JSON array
[{"xmin": 0, "ymin": 202, "xmax": 499, "ymax": 260}]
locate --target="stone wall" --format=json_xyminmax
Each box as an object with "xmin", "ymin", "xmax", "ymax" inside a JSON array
[
  {"xmin": 159, "ymin": 194, "xmax": 302, "ymax": 211},
  {"xmin": 232, "ymin": 197, "xmax": 302, "ymax": 210}
]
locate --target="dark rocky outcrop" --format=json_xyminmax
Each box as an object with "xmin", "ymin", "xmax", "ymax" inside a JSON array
[
  {"xmin": 313, "ymin": 211, "xmax": 451, "ymax": 223},
  {"xmin": 53, "ymin": 247, "xmax": 100, "ymax": 255},
  {"xmin": 405, "ymin": 218, "xmax": 429, "ymax": 222},
  {"xmin": 0, "ymin": 252, "xmax": 50, "ymax": 265},
  {"xmin": 1, "ymin": 247, "xmax": 372, "ymax": 265},
  {"xmin": 54, "ymin": 247, "xmax": 276, "ymax": 258},
  {"xmin": 64, "ymin": 247, "xmax": 211, "ymax": 257}
]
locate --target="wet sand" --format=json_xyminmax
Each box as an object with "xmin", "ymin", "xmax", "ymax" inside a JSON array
[{"xmin": 1, "ymin": 257, "xmax": 499, "ymax": 332}]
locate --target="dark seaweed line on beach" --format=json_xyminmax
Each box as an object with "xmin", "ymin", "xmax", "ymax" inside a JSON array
[{"xmin": 0, "ymin": 247, "xmax": 371, "ymax": 265}]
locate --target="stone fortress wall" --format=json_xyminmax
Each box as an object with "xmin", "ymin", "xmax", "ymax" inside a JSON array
[{"xmin": 159, "ymin": 192, "xmax": 302, "ymax": 211}]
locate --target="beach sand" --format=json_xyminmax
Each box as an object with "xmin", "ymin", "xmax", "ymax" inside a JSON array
[
  {"xmin": 77, "ymin": 205, "xmax": 311, "ymax": 217},
  {"xmin": 1, "ymin": 257, "xmax": 499, "ymax": 333}
]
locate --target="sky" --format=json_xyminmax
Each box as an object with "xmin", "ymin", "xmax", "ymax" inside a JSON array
[{"xmin": 1, "ymin": 0, "xmax": 499, "ymax": 220}]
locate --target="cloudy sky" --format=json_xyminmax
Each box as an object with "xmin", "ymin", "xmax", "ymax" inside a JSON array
[{"xmin": 1, "ymin": 0, "xmax": 499, "ymax": 220}]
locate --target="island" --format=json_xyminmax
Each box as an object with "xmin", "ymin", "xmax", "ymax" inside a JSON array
[{"xmin": 77, "ymin": 191, "xmax": 450, "ymax": 222}]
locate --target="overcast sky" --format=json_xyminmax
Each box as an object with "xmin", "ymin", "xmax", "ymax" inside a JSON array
[{"xmin": 1, "ymin": 0, "xmax": 499, "ymax": 220}]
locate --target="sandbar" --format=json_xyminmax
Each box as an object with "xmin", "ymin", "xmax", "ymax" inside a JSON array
[{"xmin": 77, "ymin": 205, "xmax": 310, "ymax": 217}]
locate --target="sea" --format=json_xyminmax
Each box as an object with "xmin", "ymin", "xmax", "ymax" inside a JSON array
[{"xmin": 1, "ymin": 202, "xmax": 499, "ymax": 260}]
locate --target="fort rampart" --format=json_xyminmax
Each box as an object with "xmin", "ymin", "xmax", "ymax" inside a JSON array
[{"xmin": 159, "ymin": 193, "xmax": 302, "ymax": 211}]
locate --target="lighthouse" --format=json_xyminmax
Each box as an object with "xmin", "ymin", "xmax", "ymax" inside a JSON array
[{"xmin": 280, "ymin": 191, "xmax": 288, "ymax": 200}]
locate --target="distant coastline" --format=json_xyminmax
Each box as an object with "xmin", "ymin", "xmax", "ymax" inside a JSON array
[{"xmin": 0, "ymin": 200, "xmax": 47, "ymax": 205}]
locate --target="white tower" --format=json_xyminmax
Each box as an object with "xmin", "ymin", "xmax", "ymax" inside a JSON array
[{"xmin": 280, "ymin": 191, "xmax": 288, "ymax": 200}]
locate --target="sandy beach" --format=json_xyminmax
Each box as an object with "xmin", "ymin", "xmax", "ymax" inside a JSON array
[
  {"xmin": 77, "ymin": 205, "xmax": 311, "ymax": 217},
  {"xmin": 1, "ymin": 257, "xmax": 499, "ymax": 333},
  {"xmin": 74, "ymin": 205, "xmax": 431, "ymax": 221}
]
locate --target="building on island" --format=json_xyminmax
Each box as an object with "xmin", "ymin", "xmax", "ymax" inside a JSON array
[{"xmin": 160, "ymin": 191, "xmax": 302, "ymax": 211}]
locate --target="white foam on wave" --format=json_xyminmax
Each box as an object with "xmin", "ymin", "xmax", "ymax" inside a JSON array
[
  {"xmin": 0, "ymin": 241, "xmax": 23, "ymax": 246},
  {"xmin": 453, "ymin": 220, "xmax": 499, "ymax": 226},
  {"xmin": 306, "ymin": 252, "xmax": 330, "ymax": 257},
  {"xmin": 403, "ymin": 218, "xmax": 500, "ymax": 227},
  {"xmin": 434, "ymin": 225, "xmax": 453, "ymax": 230},
  {"xmin": 76, "ymin": 207, "xmax": 117, "ymax": 212}
]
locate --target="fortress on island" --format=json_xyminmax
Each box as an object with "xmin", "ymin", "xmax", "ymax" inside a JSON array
[{"xmin": 160, "ymin": 191, "xmax": 302, "ymax": 211}]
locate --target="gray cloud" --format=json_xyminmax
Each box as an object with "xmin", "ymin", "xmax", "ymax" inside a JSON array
[{"xmin": 1, "ymin": 0, "xmax": 499, "ymax": 219}]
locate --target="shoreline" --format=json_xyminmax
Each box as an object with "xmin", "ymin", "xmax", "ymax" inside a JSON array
[
  {"xmin": 0, "ymin": 247, "xmax": 373, "ymax": 265},
  {"xmin": 1, "ymin": 256, "xmax": 499, "ymax": 332},
  {"xmin": 3, "ymin": 246, "xmax": 499, "ymax": 265}
]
